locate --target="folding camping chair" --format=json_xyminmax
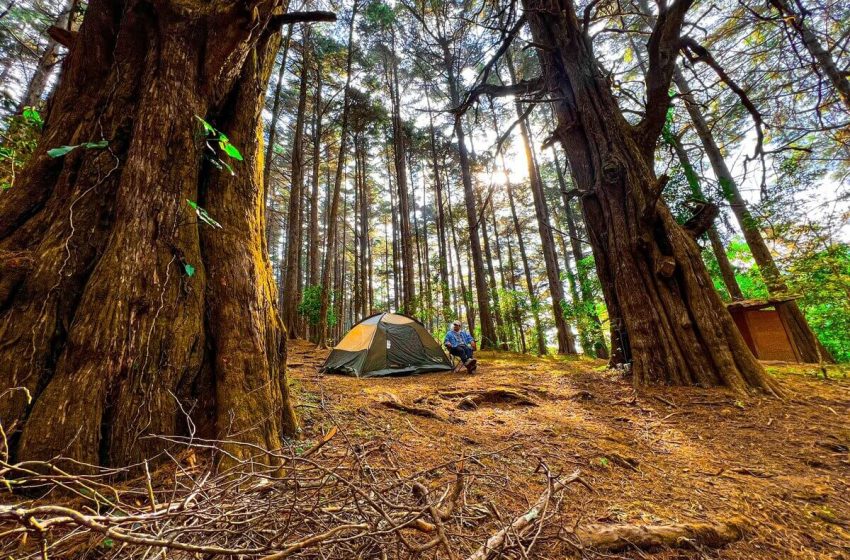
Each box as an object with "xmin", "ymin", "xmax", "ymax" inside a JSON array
[{"xmin": 446, "ymin": 344, "xmax": 465, "ymax": 373}]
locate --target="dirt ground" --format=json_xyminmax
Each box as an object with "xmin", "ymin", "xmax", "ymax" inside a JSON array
[{"xmin": 288, "ymin": 339, "xmax": 850, "ymax": 559}]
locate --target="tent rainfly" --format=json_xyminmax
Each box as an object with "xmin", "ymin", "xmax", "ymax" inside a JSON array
[{"xmin": 320, "ymin": 312, "xmax": 453, "ymax": 377}]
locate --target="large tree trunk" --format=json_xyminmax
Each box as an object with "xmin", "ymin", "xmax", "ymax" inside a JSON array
[
  {"xmin": 523, "ymin": 0, "xmax": 781, "ymax": 392},
  {"xmin": 673, "ymin": 67, "xmax": 831, "ymax": 363},
  {"xmin": 0, "ymin": 0, "xmax": 303, "ymax": 467}
]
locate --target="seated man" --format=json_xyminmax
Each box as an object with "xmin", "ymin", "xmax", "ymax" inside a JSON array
[{"xmin": 444, "ymin": 320, "xmax": 477, "ymax": 372}]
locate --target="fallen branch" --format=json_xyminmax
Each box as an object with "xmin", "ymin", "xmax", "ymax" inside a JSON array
[
  {"xmin": 466, "ymin": 471, "xmax": 582, "ymax": 560},
  {"xmin": 573, "ymin": 517, "xmax": 748, "ymax": 553}
]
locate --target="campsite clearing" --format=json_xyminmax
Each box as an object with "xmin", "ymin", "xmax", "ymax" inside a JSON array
[{"xmin": 289, "ymin": 339, "xmax": 850, "ymax": 559}]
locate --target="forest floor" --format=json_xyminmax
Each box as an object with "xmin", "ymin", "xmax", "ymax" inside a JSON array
[{"xmin": 288, "ymin": 339, "xmax": 850, "ymax": 560}]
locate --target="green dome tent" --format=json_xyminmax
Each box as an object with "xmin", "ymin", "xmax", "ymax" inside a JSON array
[{"xmin": 320, "ymin": 312, "xmax": 453, "ymax": 377}]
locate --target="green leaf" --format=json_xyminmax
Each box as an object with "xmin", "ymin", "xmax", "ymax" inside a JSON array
[
  {"xmin": 101, "ymin": 538, "xmax": 114, "ymax": 549},
  {"xmin": 183, "ymin": 263, "xmax": 195, "ymax": 277},
  {"xmin": 22, "ymin": 106, "xmax": 43, "ymax": 125},
  {"xmin": 47, "ymin": 145, "xmax": 79, "ymax": 158},
  {"xmin": 82, "ymin": 140, "xmax": 109, "ymax": 150},
  {"xmin": 194, "ymin": 115, "xmax": 216, "ymax": 136},
  {"xmin": 220, "ymin": 141, "xmax": 243, "ymax": 161}
]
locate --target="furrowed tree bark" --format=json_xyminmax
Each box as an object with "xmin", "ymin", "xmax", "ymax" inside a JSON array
[
  {"xmin": 316, "ymin": 0, "xmax": 357, "ymax": 349},
  {"xmin": 624, "ymin": 27, "xmax": 743, "ymax": 307},
  {"xmin": 522, "ymin": 0, "xmax": 782, "ymax": 392},
  {"xmin": 673, "ymin": 67, "xmax": 831, "ymax": 363},
  {"xmin": 0, "ymin": 0, "xmax": 310, "ymax": 467}
]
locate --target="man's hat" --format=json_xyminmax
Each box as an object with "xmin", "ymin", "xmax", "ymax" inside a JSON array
[{"xmin": 452, "ymin": 320, "xmax": 461, "ymax": 327}]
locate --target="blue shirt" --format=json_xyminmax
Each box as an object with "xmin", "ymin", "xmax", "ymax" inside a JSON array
[{"xmin": 444, "ymin": 329, "xmax": 474, "ymax": 347}]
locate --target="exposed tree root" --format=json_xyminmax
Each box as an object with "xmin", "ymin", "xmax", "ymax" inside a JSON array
[
  {"xmin": 440, "ymin": 387, "xmax": 539, "ymax": 409},
  {"xmin": 573, "ymin": 517, "xmax": 748, "ymax": 553},
  {"xmin": 379, "ymin": 393, "xmax": 443, "ymax": 419}
]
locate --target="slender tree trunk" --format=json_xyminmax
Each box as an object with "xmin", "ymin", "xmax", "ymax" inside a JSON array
[
  {"xmin": 427, "ymin": 94, "xmax": 453, "ymax": 323},
  {"xmin": 490, "ymin": 110, "xmax": 545, "ymax": 354},
  {"xmin": 385, "ymin": 144, "xmax": 401, "ymax": 310},
  {"xmin": 674, "ymin": 67, "xmax": 831, "ymax": 363},
  {"xmin": 506, "ymin": 52, "xmax": 575, "ymax": 354},
  {"xmin": 388, "ymin": 30, "xmax": 415, "ymax": 314},
  {"xmin": 411, "ymin": 158, "xmax": 425, "ymax": 314},
  {"xmin": 478, "ymin": 191, "xmax": 509, "ymax": 349},
  {"xmin": 281, "ymin": 29, "xmax": 312, "ymax": 339},
  {"xmin": 504, "ymin": 228, "xmax": 527, "ymax": 353},
  {"xmin": 666, "ymin": 132, "xmax": 744, "ymax": 300},
  {"xmin": 316, "ymin": 0, "xmax": 357, "ymax": 348},
  {"xmin": 353, "ymin": 149, "xmax": 361, "ymax": 319},
  {"xmin": 768, "ymin": 0, "xmax": 850, "ymax": 112},
  {"xmin": 419, "ymin": 165, "xmax": 434, "ymax": 327},
  {"xmin": 442, "ymin": 50, "xmax": 496, "ymax": 348},
  {"xmin": 358, "ymin": 141, "xmax": 369, "ymax": 318},
  {"xmin": 308, "ymin": 52, "xmax": 323, "ymax": 289},
  {"xmin": 18, "ymin": 0, "xmax": 74, "ymax": 112},
  {"xmin": 445, "ymin": 176, "xmax": 474, "ymax": 331},
  {"xmin": 264, "ymin": 27, "xmax": 293, "ymax": 257},
  {"xmin": 490, "ymin": 197, "xmax": 515, "ymax": 348},
  {"xmin": 523, "ymin": 0, "xmax": 781, "ymax": 391},
  {"xmin": 552, "ymin": 148, "xmax": 609, "ymax": 358},
  {"xmin": 0, "ymin": 0, "xmax": 307, "ymax": 467}
]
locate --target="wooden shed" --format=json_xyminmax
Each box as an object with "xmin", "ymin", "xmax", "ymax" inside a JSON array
[{"xmin": 726, "ymin": 296, "xmax": 803, "ymax": 363}]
